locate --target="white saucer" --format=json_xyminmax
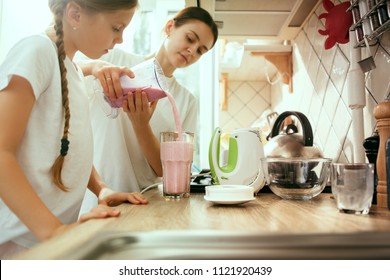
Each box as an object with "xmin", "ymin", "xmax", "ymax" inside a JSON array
[
  {"xmin": 204, "ymin": 196, "xmax": 255, "ymax": 205},
  {"xmin": 204, "ymin": 185, "xmax": 255, "ymax": 205}
]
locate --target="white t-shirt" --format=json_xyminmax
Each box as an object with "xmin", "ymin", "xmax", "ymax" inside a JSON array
[
  {"xmin": 81, "ymin": 48, "xmax": 197, "ymax": 212},
  {"xmin": 0, "ymin": 34, "xmax": 93, "ymax": 248}
]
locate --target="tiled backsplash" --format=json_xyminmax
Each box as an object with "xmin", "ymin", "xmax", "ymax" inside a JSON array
[
  {"xmin": 219, "ymin": 81, "xmax": 272, "ymax": 132},
  {"xmin": 219, "ymin": 1, "xmax": 390, "ymax": 164}
]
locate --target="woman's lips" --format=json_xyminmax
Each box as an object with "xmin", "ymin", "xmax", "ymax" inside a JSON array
[{"xmin": 179, "ymin": 53, "xmax": 188, "ymax": 63}]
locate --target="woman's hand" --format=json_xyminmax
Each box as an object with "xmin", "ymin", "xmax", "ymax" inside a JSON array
[
  {"xmin": 121, "ymin": 89, "xmax": 163, "ymax": 176},
  {"xmin": 123, "ymin": 89, "xmax": 158, "ymax": 129},
  {"xmin": 98, "ymin": 187, "xmax": 149, "ymax": 207}
]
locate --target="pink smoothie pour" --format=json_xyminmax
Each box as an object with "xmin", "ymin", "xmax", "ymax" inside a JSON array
[
  {"xmin": 156, "ymin": 72, "xmax": 193, "ymax": 196},
  {"xmin": 150, "ymin": 58, "xmax": 184, "ymax": 139},
  {"xmin": 160, "ymin": 96, "xmax": 193, "ymax": 196},
  {"xmin": 165, "ymin": 92, "xmax": 183, "ymax": 139}
]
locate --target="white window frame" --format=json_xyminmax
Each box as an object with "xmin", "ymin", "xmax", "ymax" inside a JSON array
[{"xmin": 0, "ymin": 0, "xmax": 51, "ymax": 63}]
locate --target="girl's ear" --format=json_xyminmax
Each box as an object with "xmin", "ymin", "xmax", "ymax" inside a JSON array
[
  {"xmin": 65, "ymin": 2, "xmax": 82, "ymax": 29},
  {"xmin": 164, "ymin": 19, "xmax": 175, "ymax": 36}
]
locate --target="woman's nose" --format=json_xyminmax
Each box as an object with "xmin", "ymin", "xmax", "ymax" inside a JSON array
[
  {"xmin": 187, "ymin": 45, "xmax": 196, "ymax": 56},
  {"xmin": 115, "ymin": 33, "xmax": 124, "ymax": 44}
]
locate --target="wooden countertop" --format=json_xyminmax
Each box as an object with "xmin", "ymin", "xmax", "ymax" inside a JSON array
[{"xmin": 14, "ymin": 187, "xmax": 390, "ymax": 259}]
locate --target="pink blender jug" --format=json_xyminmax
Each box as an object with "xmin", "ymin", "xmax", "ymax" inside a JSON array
[{"xmin": 94, "ymin": 58, "xmax": 168, "ymax": 118}]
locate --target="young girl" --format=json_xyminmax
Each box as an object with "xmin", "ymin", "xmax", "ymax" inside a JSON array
[
  {"xmin": 79, "ymin": 6, "xmax": 218, "ymax": 211},
  {"xmin": 0, "ymin": 0, "xmax": 148, "ymax": 259}
]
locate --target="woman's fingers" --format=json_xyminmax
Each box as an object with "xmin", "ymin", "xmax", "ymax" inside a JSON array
[{"xmin": 123, "ymin": 89, "xmax": 151, "ymax": 112}]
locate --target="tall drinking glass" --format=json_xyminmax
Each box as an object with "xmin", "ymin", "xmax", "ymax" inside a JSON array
[{"xmin": 161, "ymin": 132, "xmax": 194, "ymax": 199}]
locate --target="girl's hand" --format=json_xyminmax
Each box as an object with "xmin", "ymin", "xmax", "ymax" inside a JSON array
[
  {"xmin": 78, "ymin": 204, "xmax": 121, "ymax": 222},
  {"xmin": 49, "ymin": 204, "xmax": 120, "ymax": 238},
  {"xmin": 91, "ymin": 61, "xmax": 134, "ymax": 100},
  {"xmin": 98, "ymin": 187, "xmax": 149, "ymax": 206}
]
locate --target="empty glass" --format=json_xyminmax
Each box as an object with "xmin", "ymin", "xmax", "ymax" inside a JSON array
[{"xmin": 331, "ymin": 163, "xmax": 374, "ymax": 214}]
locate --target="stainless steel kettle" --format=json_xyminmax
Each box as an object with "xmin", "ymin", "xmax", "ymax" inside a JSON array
[{"xmin": 264, "ymin": 111, "xmax": 323, "ymax": 158}]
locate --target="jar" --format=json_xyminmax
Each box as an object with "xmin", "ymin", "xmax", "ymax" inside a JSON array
[
  {"xmin": 388, "ymin": 1, "xmax": 390, "ymax": 18},
  {"xmin": 352, "ymin": 5, "xmax": 361, "ymax": 23},
  {"xmin": 367, "ymin": 0, "xmax": 376, "ymax": 8},
  {"xmin": 359, "ymin": 0, "xmax": 373, "ymax": 35},
  {"xmin": 352, "ymin": 5, "xmax": 364, "ymax": 42},
  {"xmin": 377, "ymin": 0, "xmax": 389, "ymax": 25},
  {"xmin": 368, "ymin": 0, "xmax": 381, "ymax": 30},
  {"xmin": 356, "ymin": 26, "xmax": 364, "ymax": 42}
]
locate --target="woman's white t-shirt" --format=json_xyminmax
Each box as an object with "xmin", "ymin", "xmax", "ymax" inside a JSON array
[
  {"xmin": 0, "ymin": 34, "xmax": 93, "ymax": 248},
  {"xmin": 81, "ymin": 48, "xmax": 197, "ymax": 213}
]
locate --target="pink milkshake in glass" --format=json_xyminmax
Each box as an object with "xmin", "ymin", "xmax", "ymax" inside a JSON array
[{"xmin": 161, "ymin": 132, "xmax": 194, "ymax": 198}]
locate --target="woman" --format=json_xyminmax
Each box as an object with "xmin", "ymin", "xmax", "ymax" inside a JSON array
[
  {"xmin": 0, "ymin": 0, "xmax": 148, "ymax": 259},
  {"xmin": 80, "ymin": 6, "xmax": 218, "ymax": 211}
]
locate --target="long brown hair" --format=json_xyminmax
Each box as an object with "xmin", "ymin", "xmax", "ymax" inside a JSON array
[
  {"xmin": 48, "ymin": 0, "xmax": 138, "ymax": 191},
  {"xmin": 172, "ymin": 6, "xmax": 219, "ymax": 48}
]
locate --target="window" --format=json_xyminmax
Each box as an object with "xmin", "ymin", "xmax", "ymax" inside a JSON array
[{"xmin": 0, "ymin": 0, "xmax": 52, "ymax": 62}]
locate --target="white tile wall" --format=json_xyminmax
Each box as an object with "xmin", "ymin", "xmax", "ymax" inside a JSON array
[
  {"xmin": 217, "ymin": 2, "xmax": 390, "ymax": 165},
  {"xmin": 219, "ymin": 81, "xmax": 272, "ymax": 132},
  {"xmin": 272, "ymin": 3, "xmax": 390, "ymax": 163}
]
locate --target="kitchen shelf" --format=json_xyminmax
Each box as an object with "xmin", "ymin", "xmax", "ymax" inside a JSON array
[
  {"xmin": 348, "ymin": 0, "xmax": 390, "ymax": 48},
  {"xmin": 251, "ymin": 51, "xmax": 293, "ymax": 93}
]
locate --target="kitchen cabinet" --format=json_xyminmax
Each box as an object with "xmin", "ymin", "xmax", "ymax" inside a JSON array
[
  {"xmin": 193, "ymin": 0, "xmax": 320, "ymax": 41},
  {"xmin": 13, "ymin": 187, "xmax": 390, "ymax": 260},
  {"xmin": 251, "ymin": 51, "xmax": 293, "ymax": 92}
]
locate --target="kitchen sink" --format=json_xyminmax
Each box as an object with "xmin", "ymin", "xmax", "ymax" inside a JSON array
[{"xmin": 60, "ymin": 230, "xmax": 390, "ymax": 260}]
